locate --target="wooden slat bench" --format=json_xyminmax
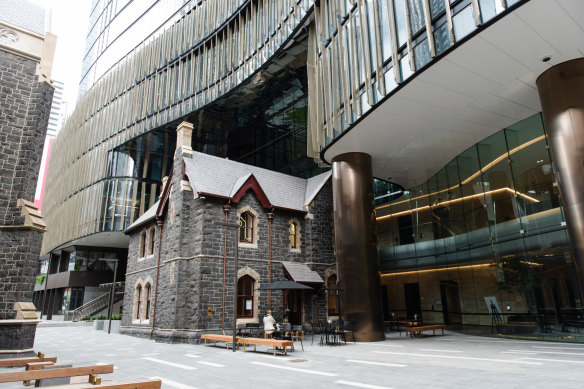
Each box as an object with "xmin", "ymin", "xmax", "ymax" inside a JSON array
[
  {"xmin": 200, "ymin": 334, "xmax": 237, "ymax": 349},
  {"xmin": 237, "ymin": 337, "xmax": 294, "ymax": 356},
  {"xmin": 0, "ymin": 364, "xmax": 114, "ymax": 384},
  {"xmin": 31, "ymin": 379, "xmax": 162, "ymax": 389},
  {"xmin": 23, "ymin": 361, "xmax": 55, "ymax": 386},
  {"xmin": 0, "ymin": 355, "xmax": 58, "ymax": 367},
  {"xmin": 405, "ymin": 324, "xmax": 447, "ymax": 337}
]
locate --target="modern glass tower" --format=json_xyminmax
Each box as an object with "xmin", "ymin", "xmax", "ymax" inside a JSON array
[{"xmin": 41, "ymin": 0, "xmax": 584, "ymax": 341}]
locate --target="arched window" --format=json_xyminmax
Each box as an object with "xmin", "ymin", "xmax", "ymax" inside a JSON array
[
  {"xmin": 327, "ymin": 274, "xmax": 338, "ymax": 316},
  {"xmin": 148, "ymin": 227, "xmax": 156, "ymax": 256},
  {"xmin": 139, "ymin": 231, "xmax": 147, "ymax": 258},
  {"xmin": 289, "ymin": 221, "xmax": 298, "ymax": 248},
  {"xmin": 239, "ymin": 212, "xmax": 254, "ymax": 243},
  {"xmin": 134, "ymin": 284, "xmax": 142, "ymax": 321},
  {"xmin": 237, "ymin": 275, "xmax": 254, "ymax": 318},
  {"xmin": 144, "ymin": 283, "xmax": 152, "ymax": 320}
]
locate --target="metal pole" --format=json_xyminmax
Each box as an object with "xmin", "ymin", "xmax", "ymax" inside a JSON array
[
  {"xmin": 107, "ymin": 259, "xmax": 118, "ymax": 334},
  {"xmin": 267, "ymin": 212, "xmax": 273, "ymax": 310},
  {"xmin": 232, "ymin": 225, "xmax": 239, "ymax": 352},
  {"xmin": 151, "ymin": 220, "xmax": 164, "ymax": 339},
  {"xmin": 213, "ymin": 220, "xmax": 240, "ymax": 351},
  {"xmin": 222, "ymin": 205, "xmax": 230, "ymax": 333}
]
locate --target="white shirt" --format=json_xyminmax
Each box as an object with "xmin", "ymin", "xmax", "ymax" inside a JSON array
[{"xmin": 263, "ymin": 314, "xmax": 276, "ymax": 332}]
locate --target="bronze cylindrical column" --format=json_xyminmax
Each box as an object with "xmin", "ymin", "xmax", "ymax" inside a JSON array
[
  {"xmin": 331, "ymin": 152, "xmax": 384, "ymax": 341},
  {"xmin": 537, "ymin": 58, "xmax": 584, "ymax": 300}
]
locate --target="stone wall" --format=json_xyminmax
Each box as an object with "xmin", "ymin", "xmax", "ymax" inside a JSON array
[
  {"xmin": 0, "ymin": 230, "xmax": 44, "ymax": 319},
  {"xmin": 0, "ymin": 49, "xmax": 52, "ymax": 319}
]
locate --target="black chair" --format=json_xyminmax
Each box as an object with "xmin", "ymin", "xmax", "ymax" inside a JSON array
[
  {"xmin": 339, "ymin": 321, "xmax": 356, "ymax": 344},
  {"xmin": 311, "ymin": 322, "xmax": 325, "ymax": 346},
  {"xmin": 246, "ymin": 323, "xmax": 260, "ymax": 337},
  {"xmin": 291, "ymin": 325, "xmax": 304, "ymax": 351},
  {"xmin": 324, "ymin": 323, "xmax": 340, "ymax": 346}
]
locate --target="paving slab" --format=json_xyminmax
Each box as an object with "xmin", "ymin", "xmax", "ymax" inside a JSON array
[{"xmin": 1, "ymin": 326, "xmax": 583, "ymax": 388}]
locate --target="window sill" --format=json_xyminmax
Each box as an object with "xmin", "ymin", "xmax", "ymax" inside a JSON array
[
  {"xmin": 238, "ymin": 242, "xmax": 257, "ymax": 249},
  {"xmin": 237, "ymin": 318, "xmax": 259, "ymax": 325}
]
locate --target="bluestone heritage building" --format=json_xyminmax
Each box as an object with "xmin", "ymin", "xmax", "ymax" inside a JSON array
[{"xmin": 121, "ymin": 122, "xmax": 335, "ymax": 342}]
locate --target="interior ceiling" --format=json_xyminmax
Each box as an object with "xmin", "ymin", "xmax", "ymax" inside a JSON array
[{"xmin": 323, "ymin": 0, "xmax": 584, "ymax": 189}]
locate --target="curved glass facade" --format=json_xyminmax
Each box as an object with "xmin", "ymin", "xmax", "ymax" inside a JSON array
[
  {"xmin": 80, "ymin": 0, "xmax": 249, "ymax": 96},
  {"xmin": 43, "ymin": 0, "xmax": 316, "ymax": 253},
  {"xmin": 377, "ymin": 114, "xmax": 582, "ymax": 337}
]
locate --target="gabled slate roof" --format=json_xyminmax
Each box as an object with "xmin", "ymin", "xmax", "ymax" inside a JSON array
[
  {"xmin": 183, "ymin": 151, "xmax": 331, "ymax": 212},
  {"xmin": 126, "ymin": 152, "xmax": 331, "ymax": 233},
  {"xmin": 125, "ymin": 200, "xmax": 159, "ymax": 234},
  {"xmin": 305, "ymin": 171, "xmax": 332, "ymax": 206}
]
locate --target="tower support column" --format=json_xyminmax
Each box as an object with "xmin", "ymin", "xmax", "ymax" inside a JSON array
[
  {"xmin": 537, "ymin": 58, "xmax": 584, "ymax": 300},
  {"xmin": 331, "ymin": 152, "xmax": 384, "ymax": 341}
]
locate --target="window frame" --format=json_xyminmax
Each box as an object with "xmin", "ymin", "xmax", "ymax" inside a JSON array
[
  {"xmin": 289, "ymin": 221, "xmax": 298, "ymax": 248},
  {"xmin": 237, "ymin": 275, "xmax": 254, "ymax": 318},
  {"xmin": 134, "ymin": 284, "xmax": 142, "ymax": 321},
  {"xmin": 148, "ymin": 226, "xmax": 156, "ymax": 256},
  {"xmin": 144, "ymin": 283, "xmax": 151, "ymax": 320},
  {"xmin": 239, "ymin": 212, "xmax": 254, "ymax": 243},
  {"xmin": 139, "ymin": 230, "xmax": 147, "ymax": 258}
]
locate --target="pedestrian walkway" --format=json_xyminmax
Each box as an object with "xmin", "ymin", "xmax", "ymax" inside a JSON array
[{"xmin": 3, "ymin": 326, "xmax": 584, "ymax": 388}]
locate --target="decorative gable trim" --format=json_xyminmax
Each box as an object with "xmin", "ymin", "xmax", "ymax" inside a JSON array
[
  {"xmin": 156, "ymin": 165, "xmax": 173, "ymax": 219},
  {"xmin": 231, "ymin": 174, "xmax": 272, "ymax": 209}
]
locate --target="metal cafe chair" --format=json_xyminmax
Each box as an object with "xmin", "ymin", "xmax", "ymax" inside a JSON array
[
  {"xmin": 310, "ymin": 322, "xmax": 325, "ymax": 346},
  {"xmin": 339, "ymin": 321, "xmax": 356, "ymax": 344},
  {"xmin": 291, "ymin": 325, "xmax": 304, "ymax": 351}
]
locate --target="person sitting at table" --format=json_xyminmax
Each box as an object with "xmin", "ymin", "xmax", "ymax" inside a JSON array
[{"xmin": 263, "ymin": 310, "xmax": 277, "ymax": 338}]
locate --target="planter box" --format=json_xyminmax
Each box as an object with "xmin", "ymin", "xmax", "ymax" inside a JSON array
[
  {"xmin": 104, "ymin": 320, "xmax": 121, "ymax": 333},
  {"xmin": 93, "ymin": 320, "xmax": 105, "ymax": 330}
]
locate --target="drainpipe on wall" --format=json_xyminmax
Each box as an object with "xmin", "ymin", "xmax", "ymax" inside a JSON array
[
  {"xmin": 150, "ymin": 219, "xmax": 164, "ymax": 339},
  {"xmin": 222, "ymin": 204, "xmax": 231, "ymax": 334},
  {"xmin": 267, "ymin": 211, "xmax": 274, "ymax": 310}
]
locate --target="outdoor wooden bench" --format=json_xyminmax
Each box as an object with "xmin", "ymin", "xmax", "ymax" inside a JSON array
[
  {"xmin": 0, "ymin": 364, "xmax": 114, "ymax": 384},
  {"xmin": 237, "ymin": 337, "xmax": 294, "ymax": 356},
  {"xmin": 23, "ymin": 361, "xmax": 56, "ymax": 386},
  {"xmin": 200, "ymin": 334, "xmax": 237, "ymax": 349},
  {"xmin": 30, "ymin": 379, "xmax": 162, "ymax": 389},
  {"xmin": 0, "ymin": 355, "xmax": 57, "ymax": 367},
  {"xmin": 405, "ymin": 324, "xmax": 447, "ymax": 337}
]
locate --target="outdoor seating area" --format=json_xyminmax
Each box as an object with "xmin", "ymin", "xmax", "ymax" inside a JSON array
[
  {"xmin": 383, "ymin": 315, "xmax": 447, "ymax": 338},
  {"xmin": 201, "ymin": 333, "xmax": 295, "ymax": 356},
  {"xmin": 404, "ymin": 324, "xmax": 447, "ymax": 337},
  {"xmin": 311, "ymin": 321, "xmax": 355, "ymax": 346},
  {"xmin": 384, "ymin": 318, "xmax": 422, "ymax": 336},
  {"xmin": 0, "ymin": 352, "xmax": 161, "ymax": 388}
]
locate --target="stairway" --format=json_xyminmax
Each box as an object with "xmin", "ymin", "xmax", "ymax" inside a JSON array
[{"xmin": 68, "ymin": 284, "xmax": 125, "ymax": 321}]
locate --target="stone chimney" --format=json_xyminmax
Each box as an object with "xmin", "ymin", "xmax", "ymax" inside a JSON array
[
  {"xmin": 160, "ymin": 176, "xmax": 169, "ymax": 193},
  {"xmin": 176, "ymin": 121, "xmax": 193, "ymax": 156}
]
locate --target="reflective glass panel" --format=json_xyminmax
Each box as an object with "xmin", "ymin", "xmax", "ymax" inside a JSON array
[{"xmin": 453, "ymin": 5, "xmax": 475, "ymax": 41}]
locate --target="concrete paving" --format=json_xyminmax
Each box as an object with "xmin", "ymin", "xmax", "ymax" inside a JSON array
[{"xmin": 3, "ymin": 326, "xmax": 584, "ymax": 388}]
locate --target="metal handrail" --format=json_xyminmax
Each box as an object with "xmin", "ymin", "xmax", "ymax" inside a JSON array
[{"xmin": 70, "ymin": 283, "xmax": 125, "ymax": 321}]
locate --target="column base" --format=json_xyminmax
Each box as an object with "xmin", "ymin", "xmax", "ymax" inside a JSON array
[{"xmin": 0, "ymin": 320, "xmax": 40, "ymax": 359}]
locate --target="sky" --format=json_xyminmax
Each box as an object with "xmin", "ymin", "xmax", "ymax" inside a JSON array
[
  {"xmin": 31, "ymin": 0, "xmax": 92, "ymax": 110},
  {"xmin": 28, "ymin": 0, "xmax": 92, "ymax": 207}
]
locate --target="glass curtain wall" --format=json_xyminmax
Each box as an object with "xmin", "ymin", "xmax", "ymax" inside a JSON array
[
  {"xmin": 100, "ymin": 130, "xmax": 174, "ymax": 231},
  {"xmin": 377, "ymin": 114, "xmax": 582, "ymax": 340}
]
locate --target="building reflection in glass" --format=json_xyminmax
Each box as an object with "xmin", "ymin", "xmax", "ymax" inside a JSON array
[
  {"xmin": 99, "ymin": 36, "xmax": 325, "ymax": 233},
  {"xmin": 377, "ymin": 113, "xmax": 582, "ymax": 338}
]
